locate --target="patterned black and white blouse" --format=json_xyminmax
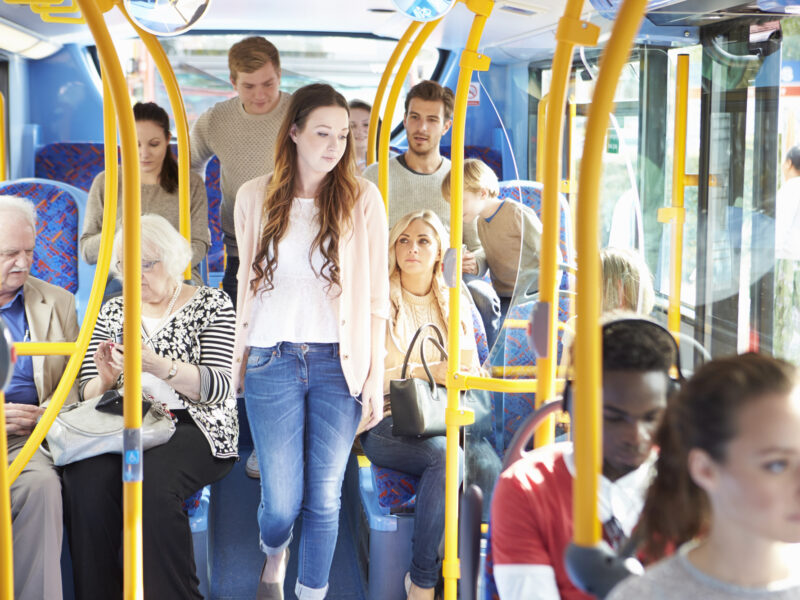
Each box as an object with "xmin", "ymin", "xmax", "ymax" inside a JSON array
[{"xmin": 79, "ymin": 286, "xmax": 238, "ymax": 458}]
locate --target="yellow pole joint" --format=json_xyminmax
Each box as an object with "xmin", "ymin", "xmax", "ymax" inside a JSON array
[
  {"xmin": 656, "ymin": 206, "xmax": 686, "ymax": 225},
  {"xmin": 458, "ymin": 49, "xmax": 491, "ymax": 71},
  {"xmin": 555, "ymin": 16, "xmax": 600, "ymax": 46}
]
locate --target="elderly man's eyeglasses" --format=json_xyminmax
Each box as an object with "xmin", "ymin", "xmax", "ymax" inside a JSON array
[{"xmin": 115, "ymin": 260, "xmax": 160, "ymax": 272}]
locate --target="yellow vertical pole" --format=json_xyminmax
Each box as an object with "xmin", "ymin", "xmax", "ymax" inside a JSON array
[
  {"xmin": 119, "ymin": 4, "xmax": 193, "ymax": 281},
  {"xmin": 377, "ymin": 19, "xmax": 442, "ymax": 211},
  {"xmin": 536, "ymin": 0, "xmax": 598, "ymax": 448},
  {"xmin": 0, "ymin": 92, "xmax": 6, "ymax": 181},
  {"xmin": 75, "ymin": 1, "xmax": 144, "ymax": 597},
  {"xmin": 367, "ymin": 21, "xmax": 421, "ymax": 167},
  {"xmin": 535, "ymin": 93, "xmax": 548, "ymax": 182},
  {"xmin": 659, "ymin": 53, "xmax": 689, "ymax": 339},
  {"xmin": 0, "ymin": 392, "xmax": 13, "ymax": 600},
  {"xmin": 444, "ymin": 4, "xmax": 492, "ymax": 598},
  {"xmin": 572, "ymin": 0, "xmax": 648, "ymax": 547}
]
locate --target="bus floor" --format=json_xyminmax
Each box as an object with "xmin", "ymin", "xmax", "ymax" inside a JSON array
[{"xmin": 58, "ymin": 443, "xmax": 368, "ymax": 600}]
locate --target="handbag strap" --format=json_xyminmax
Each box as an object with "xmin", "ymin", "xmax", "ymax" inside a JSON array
[
  {"xmin": 419, "ymin": 335, "xmax": 448, "ymax": 392},
  {"xmin": 400, "ymin": 322, "xmax": 445, "ymax": 379}
]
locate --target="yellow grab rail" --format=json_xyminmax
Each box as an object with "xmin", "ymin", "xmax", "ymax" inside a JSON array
[
  {"xmin": 368, "ymin": 21, "xmax": 421, "ymax": 167},
  {"xmin": 0, "ymin": 92, "xmax": 6, "ymax": 181},
  {"xmin": 377, "ymin": 18, "xmax": 442, "ymax": 211},
  {"xmin": 7, "ymin": 68, "xmax": 119, "ymax": 485},
  {"xmin": 537, "ymin": 0, "xmax": 598, "ymax": 448},
  {"xmin": 572, "ymin": 0, "xmax": 648, "ymax": 548},
  {"xmin": 119, "ymin": 4, "xmax": 193, "ymax": 281},
  {"xmin": 444, "ymin": 2, "xmax": 492, "ymax": 597},
  {"xmin": 535, "ymin": 93, "xmax": 548, "ymax": 182},
  {"xmin": 658, "ymin": 53, "xmax": 689, "ymax": 340},
  {"xmin": 0, "ymin": 393, "xmax": 12, "ymax": 600},
  {"xmin": 76, "ymin": 1, "xmax": 145, "ymax": 597}
]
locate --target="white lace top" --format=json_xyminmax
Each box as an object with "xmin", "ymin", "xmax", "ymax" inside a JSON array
[{"xmin": 248, "ymin": 197, "xmax": 339, "ymax": 347}]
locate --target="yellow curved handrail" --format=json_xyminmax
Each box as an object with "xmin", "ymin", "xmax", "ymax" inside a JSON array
[
  {"xmin": 0, "ymin": 391, "xmax": 12, "ymax": 599},
  {"xmin": 76, "ymin": 1, "xmax": 145, "ymax": 596},
  {"xmin": 444, "ymin": 1, "xmax": 493, "ymax": 597},
  {"xmin": 377, "ymin": 18, "xmax": 442, "ymax": 211},
  {"xmin": 119, "ymin": 3, "xmax": 193, "ymax": 281},
  {"xmin": 572, "ymin": 0, "xmax": 649, "ymax": 548},
  {"xmin": 536, "ymin": 0, "xmax": 598, "ymax": 449},
  {"xmin": 367, "ymin": 21, "xmax": 421, "ymax": 167},
  {"xmin": 7, "ymin": 68, "xmax": 119, "ymax": 484}
]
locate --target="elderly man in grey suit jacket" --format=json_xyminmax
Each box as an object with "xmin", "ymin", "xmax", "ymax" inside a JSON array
[{"xmin": 0, "ymin": 195, "xmax": 79, "ymax": 600}]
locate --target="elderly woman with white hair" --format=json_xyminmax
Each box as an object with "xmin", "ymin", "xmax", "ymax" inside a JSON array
[{"xmin": 62, "ymin": 214, "xmax": 238, "ymax": 600}]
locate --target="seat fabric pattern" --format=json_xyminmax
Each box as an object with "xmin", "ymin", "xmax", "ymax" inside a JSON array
[
  {"xmin": 0, "ymin": 181, "xmax": 78, "ymax": 293},
  {"xmin": 440, "ymin": 146, "xmax": 503, "ymax": 179}
]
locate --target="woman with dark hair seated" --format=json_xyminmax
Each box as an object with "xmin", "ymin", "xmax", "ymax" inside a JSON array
[
  {"xmin": 80, "ymin": 101, "xmax": 209, "ymax": 284},
  {"xmin": 63, "ymin": 215, "xmax": 237, "ymax": 600}
]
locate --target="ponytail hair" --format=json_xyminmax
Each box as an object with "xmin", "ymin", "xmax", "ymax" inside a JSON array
[{"xmin": 638, "ymin": 352, "xmax": 799, "ymax": 560}]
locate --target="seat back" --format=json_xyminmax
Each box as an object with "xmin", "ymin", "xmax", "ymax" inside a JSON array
[{"xmin": 440, "ymin": 146, "xmax": 503, "ymax": 179}]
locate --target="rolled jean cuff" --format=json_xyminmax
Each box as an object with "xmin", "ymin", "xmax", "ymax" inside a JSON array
[
  {"xmin": 259, "ymin": 533, "xmax": 292, "ymax": 556},
  {"xmin": 295, "ymin": 581, "xmax": 329, "ymax": 599},
  {"xmin": 410, "ymin": 560, "xmax": 441, "ymax": 589}
]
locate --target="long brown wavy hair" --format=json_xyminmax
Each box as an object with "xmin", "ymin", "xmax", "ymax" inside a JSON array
[
  {"xmin": 637, "ymin": 352, "xmax": 799, "ymax": 560},
  {"xmin": 250, "ymin": 84, "xmax": 359, "ymax": 294}
]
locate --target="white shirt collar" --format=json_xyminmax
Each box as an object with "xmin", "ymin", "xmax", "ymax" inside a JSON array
[{"xmin": 562, "ymin": 442, "xmax": 657, "ymax": 536}]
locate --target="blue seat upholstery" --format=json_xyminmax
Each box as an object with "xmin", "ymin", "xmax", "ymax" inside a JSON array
[
  {"xmin": 488, "ymin": 180, "xmax": 575, "ymax": 453},
  {"xmin": 0, "ymin": 178, "xmax": 95, "ymax": 321},
  {"xmin": 441, "ymin": 146, "xmax": 503, "ymax": 179}
]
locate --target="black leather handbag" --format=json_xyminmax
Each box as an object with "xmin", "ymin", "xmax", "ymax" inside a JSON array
[{"xmin": 390, "ymin": 323, "xmax": 449, "ymax": 437}]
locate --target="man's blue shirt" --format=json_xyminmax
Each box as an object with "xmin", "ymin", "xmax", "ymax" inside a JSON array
[{"xmin": 1, "ymin": 288, "xmax": 38, "ymax": 405}]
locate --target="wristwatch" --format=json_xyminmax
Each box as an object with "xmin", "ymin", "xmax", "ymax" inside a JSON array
[{"xmin": 165, "ymin": 360, "xmax": 179, "ymax": 380}]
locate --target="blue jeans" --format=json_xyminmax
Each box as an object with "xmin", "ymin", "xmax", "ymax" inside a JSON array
[
  {"xmin": 360, "ymin": 417, "xmax": 463, "ymax": 589},
  {"xmin": 245, "ymin": 342, "xmax": 361, "ymax": 599}
]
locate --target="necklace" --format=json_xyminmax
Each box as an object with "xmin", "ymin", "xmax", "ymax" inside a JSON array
[{"xmin": 146, "ymin": 282, "xmax": 182, "ymax": 337}]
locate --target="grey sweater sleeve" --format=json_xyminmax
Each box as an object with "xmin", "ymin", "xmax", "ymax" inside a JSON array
[
  {"xmin": 80, "ymin": 173, "xmax": 107, "ymax": 265},
  {"xmin": 189, "ymin": 173, "xmax": 210, "ymax": 265}
]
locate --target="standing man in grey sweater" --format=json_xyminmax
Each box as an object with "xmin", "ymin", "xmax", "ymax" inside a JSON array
[
  {"xmin": 363, "ymin": 80, "xmax": 484, "ymax": 270},
  {"xmin": 190, "ymin": 36, "xmax": 291, "ymax": 308}
]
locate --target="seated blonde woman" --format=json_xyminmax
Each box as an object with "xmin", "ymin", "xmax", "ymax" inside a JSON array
[
  {"xmin": 62, "ymin": 214, "xmax": 237, "ymax": 600},
  {"xmin": 360, "ymin": 209, "xmax": 482, "ymax": 600},
  {"xmin": 601, "ymin": 246, "xmax": 655, "ymax": 314}
]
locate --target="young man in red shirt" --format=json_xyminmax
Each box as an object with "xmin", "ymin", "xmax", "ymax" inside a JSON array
[{"xmin": 490, "ymin": 317, "xmax": 677, "ymax": 599}]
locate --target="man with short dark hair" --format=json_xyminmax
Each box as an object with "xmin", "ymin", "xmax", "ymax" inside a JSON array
[
  {"xmin": 364, "ymin": 79, "xmax": 484, "ymax": 281},
  {"xmin": 0, "ymin": 195, "xmax": 79, "ymax": 600},
  {"xmin": 190, "ymin": 35, "xmax": 291, "ymax": 308},
  {"xmin": 490, "ymin": 316, "xmax": 677, "ymax": 599}
]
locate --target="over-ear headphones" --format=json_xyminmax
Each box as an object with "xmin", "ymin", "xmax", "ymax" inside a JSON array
[{"xmin": 561, "ymin": 317, "xmax": 683, "ymax": 415}]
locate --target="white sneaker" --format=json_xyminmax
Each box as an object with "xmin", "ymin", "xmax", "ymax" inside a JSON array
[{"xmin": 245, "ymin": 449, "xmax": 260, "ymax": 479}]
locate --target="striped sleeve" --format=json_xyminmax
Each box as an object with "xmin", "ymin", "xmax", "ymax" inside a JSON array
[
  {"xmin": 78, "ymin": 298, "xmax": 120, "ymax": 398},
  {"xmin": 194, "ymin": 290, "xmax": 236, "ymax": 406}
]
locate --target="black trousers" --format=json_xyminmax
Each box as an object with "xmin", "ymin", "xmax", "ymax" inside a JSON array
[
  {"xmin": 62, "ymin": 412, "xmax": 235, "ymax": 600},
  {"xmin": 222, "ymin": 255, "xmax": 239, "ymax": 309}
]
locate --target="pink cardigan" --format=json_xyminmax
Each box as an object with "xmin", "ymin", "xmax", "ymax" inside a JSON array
[{"xmin": 232, "ymin": 174, "xmax": 390, "ymax": 396}]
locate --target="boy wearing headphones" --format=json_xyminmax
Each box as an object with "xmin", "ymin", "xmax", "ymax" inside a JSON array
[{"xmin": 490, "ymin": 316, "xmax": 678, "ymax": 599}]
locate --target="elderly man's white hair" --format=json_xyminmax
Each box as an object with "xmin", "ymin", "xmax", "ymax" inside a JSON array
[
  {"xmin": 110, "ymin": 214, "xmax": 192, "ymax": 282},
  {"xmin": 0, "ymin": 195, "xmax": 37, "ymax": 230}
]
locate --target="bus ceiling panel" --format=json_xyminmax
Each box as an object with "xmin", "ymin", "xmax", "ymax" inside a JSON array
[
  {"xmin": 592, "ymin": 0, "xmax": 797, "ymax": 27},
  {"xmin": 0, "ymin": 4, "xmax": 84, "ymax": 39}
]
